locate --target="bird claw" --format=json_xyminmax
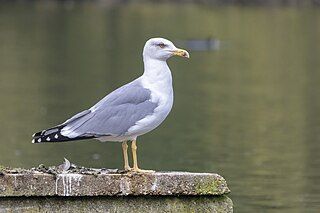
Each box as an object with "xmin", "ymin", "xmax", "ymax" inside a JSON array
[{"xmin": 124, "ymin": 166, "xmax": 132, "ymax": 172}]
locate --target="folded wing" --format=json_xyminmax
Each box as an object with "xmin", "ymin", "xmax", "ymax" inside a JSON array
[{"xmin": 32, "ymin": 79, "xmax": 158, "ymax": 143}]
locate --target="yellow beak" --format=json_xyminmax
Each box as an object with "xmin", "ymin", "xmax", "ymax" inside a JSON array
[{"xmin": 172, "ymin": 48, "xmax": 190, "ymax": 58}]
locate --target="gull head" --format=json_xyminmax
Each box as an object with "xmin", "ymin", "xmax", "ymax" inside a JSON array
[{"xmin": 143, "ymin": 38, "xmax": 189, "ymax": 61}]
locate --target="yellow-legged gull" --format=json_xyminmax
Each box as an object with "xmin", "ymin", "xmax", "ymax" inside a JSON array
[{"xmin": 32, "ymin": 38, "xmax": 189, "ymax": 172}]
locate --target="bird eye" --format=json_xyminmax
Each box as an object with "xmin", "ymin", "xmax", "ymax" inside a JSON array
[{"xmin": 157, "ymin": 43, "xmax": 166, "ymax": 48}]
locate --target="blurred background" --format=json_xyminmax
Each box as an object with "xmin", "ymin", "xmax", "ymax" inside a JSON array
[{"xmin": 0, "ymin": 0, "xmax": 320, "ymax": 212}]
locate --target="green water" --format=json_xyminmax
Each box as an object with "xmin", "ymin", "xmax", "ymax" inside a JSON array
[{"xmin": 0, "ymin": 2, "xmax": 320, "ymax": 212}]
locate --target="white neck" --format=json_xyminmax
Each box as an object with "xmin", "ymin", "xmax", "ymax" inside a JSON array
[
  {"xmin": 140, "ymin": 56, "xmax": 173, "ymax": 104},
  {"xmin": 142, "ymin": 57, "xmax": 172, "ymax": 84}
]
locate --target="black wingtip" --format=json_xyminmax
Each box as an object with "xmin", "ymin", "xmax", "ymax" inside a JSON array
[
  {"xmin": 32, "ymin": 137, "xmax": 42, "ymax": 144},
  {"xmin": 32, "ymin": 126, "xmax": 96, "ymax": 143},
  {"xmin": 32, "ymin": 130, "xmax": 43, "ymax": 143},
  {"xmin": 32, "ymin": 131, "xmax": 42, "ymax": 138}
]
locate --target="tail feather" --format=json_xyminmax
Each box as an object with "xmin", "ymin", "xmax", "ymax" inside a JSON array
[{"xmin": 32, "ymin": 125, "xmax": 95, "ymax": 143}]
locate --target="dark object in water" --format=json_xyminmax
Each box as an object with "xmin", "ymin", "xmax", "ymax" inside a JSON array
[{"xmin": 178, "ymin": 38, "xmax": 221, "ymax": 51}]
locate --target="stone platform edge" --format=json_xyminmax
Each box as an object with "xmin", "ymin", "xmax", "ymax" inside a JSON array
[{"xmin": 0, "ymin": 171, "xmax": 230, "ymax": 197}]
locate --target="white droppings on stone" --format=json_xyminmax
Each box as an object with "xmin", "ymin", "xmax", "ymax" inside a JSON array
[
  {"xmin": 151, "ymin": 176, "xmax": 158, "ymax": 191},
  {"xmin": 55, "ymin": 174, "xmax": 83, "ymax": 196},
  {"xmin": 55, "ymin": 176, "xmax": 60, "ymax": 194},
  {"xmin": 62, "ymin": 175, "xmax": 66, "ymax": 195}
]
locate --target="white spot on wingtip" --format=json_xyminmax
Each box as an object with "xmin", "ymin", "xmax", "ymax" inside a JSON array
[
  {"xmin": 46, "ymin": 137, "xmax": 51, "ymax": 141},
  {"xmin": 32, "ymin": 139, "xmax": 35, "ymax": 143},
  {"xmin": 55, "ymin": 134, "xmax": 59, "ymax": 139},
  {"xmin": 37, "ymin": 138, "xmax": 41, "ymax": 143}
]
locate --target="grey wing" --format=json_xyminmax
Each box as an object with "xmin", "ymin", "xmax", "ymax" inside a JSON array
[
  {"xmin": 62, "ymin": 109, "xmax": 91, "ymax": 125},
  {"xmin": 60, "ymin": 80, "xmax": 158, "ymax": 138}
]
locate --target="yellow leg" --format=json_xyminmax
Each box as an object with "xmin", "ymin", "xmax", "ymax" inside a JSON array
[
  {"xmin": 131, "ymin": 140, "xmax": 155, "ymax": 173},
  {"xmin": 122, "ymin": 141, "xmax": 131, "ymax": 171},
  {"xmin": 131, "ymin": 140, "xmax": 139, "ymax": 171}
]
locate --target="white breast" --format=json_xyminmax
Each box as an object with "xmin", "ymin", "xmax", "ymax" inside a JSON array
[{"xmin": 125, "ymin": 60, "xmax": 174, "ymax": 138}]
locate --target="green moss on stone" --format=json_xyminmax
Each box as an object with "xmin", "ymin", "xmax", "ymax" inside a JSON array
[{"xmin": 195, "ymin": 180, "xmax": 218, "ymax": 195}]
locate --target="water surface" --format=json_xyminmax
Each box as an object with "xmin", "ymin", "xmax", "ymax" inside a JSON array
[{"xmin": 0, "ymin": 2, "xmax": 319, "ymax": 212}]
